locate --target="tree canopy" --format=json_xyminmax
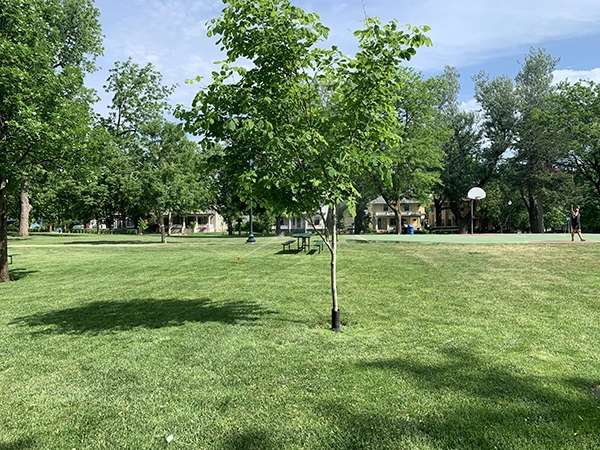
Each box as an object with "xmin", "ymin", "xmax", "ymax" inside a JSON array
[
  {"xmin": 178, "ymin": 0, "xmax": 432, "ymax": 330},
  {"xmin": 0, "ymin": 0, "xmax": 103, "ymax": 281}
]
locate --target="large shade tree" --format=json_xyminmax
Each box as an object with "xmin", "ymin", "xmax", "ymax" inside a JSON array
[
  {"xmin": 89, "ymin": 59, "xmax": 176, "ymax": 229},
  {"xmin": 179, "ymin": 0, "xmax": 431, "ymax": 331},
  {"xmin": 552, "ymin": 80, "xmax": 600, "ymax": 229},
  {"xmin": 0, "ymin": 0, "xmax": 103, "ymax": 282},
  {"xmin": 372, "ymin": 68, "xmax": 448, "ymax": 233},
  {"xmin": 510, "ymin": 48, "xmax": 562, "ymax": 233},
  {"xmin": 555, "ymin": 80, "xmax": 600, "ymax": 199},
  {"xmin": 137, "ymin": 120, "xmax": 209, "ymax": 243}
]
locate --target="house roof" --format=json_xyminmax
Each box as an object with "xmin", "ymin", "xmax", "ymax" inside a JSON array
[{"xmin": 368, "ymin": 196, "xmax": 418, "ymax": 205}]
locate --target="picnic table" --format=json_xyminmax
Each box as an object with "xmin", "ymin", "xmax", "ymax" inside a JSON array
[
  {"xmin": 291, "ymin": 233, "xmax": 315, "ymax": 252},
  {"xmin": 7, "ymin": 246, "xmax": 18, "ymax": 264}
]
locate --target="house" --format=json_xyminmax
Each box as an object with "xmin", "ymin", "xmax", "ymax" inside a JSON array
[
  {"xmin": 274, "ymin": 206, "xmax": 329, "ymax": 235},
  {"xmin": 428, "ymin": 202, "xmax": 457, "ymax": 228},
  {"xmin": 170, "ymin": 212, "xmax": 227, "ymax": 233},
  {"xmin": 368, "ymin": 196, "xmax": 426, "ymax": 233}
]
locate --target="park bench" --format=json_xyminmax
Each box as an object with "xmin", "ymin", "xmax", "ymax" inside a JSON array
[
  {"xmin": 8, "ymin": 253, "xmax": 19, "ymax": 264},
  {"xmin": 313, "ymin": 240, "xmax": 324, "ymax": 254},
  {"xmin": 281, "ymin": 239, "xmax": 295, "ymax": 253},
  {"xmin": 430, "ymin": 226, "xmax": 459, "ymax": 234}
]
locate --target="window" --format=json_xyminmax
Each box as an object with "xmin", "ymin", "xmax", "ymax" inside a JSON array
[
  {"xmin": 402, "ymin": 204, "xmax": 410, "ymax": 212},
  {"xmin": 382, "ymin": 204, "xmax": 389, "ymax": 212}
]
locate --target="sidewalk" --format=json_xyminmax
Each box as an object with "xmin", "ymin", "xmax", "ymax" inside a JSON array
[{"xmin": 342, "ymin": 233, "xmax": 599, "ymax": 244}]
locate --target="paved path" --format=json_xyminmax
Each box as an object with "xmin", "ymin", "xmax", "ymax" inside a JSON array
[{"xmin": 343, "ymin": 233, "xmax": 599, "ymax": 244}]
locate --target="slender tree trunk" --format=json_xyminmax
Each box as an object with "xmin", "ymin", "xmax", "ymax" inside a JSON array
[
  {"xmin": 393, "ymin": 205, "xmax": 401, "ymax": 234},
  {"xmin": 276, "ymin": 215, "xmax": 282, "ymax": 236},
  {"xmin": 0, "ymin": 180, "xmax": 10, "ymax": 282},
  {"xmin": 535, "ymin": 191, "xmax": 545, "ymax": 233},
  {"xmin": 17, "ymin": 180, "xmax": 32, "ymax": 237},
  {"xmin": 157, "ymin": 211, "xmax": 167, "ymax": 243},
  {"xmin": 167, "ymin": 211, "xmax": 173, "ymax": 236},
  {"xmin": 330, "ymin": 205, "xmax": 340, "ymax": 332}
]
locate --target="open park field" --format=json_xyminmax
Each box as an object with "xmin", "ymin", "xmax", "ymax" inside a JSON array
[{"xmin": 2, "ymin": 233, "xmax": 600, "ymax": 449}]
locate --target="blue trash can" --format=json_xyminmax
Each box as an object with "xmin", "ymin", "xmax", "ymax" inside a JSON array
[{"xmin": 407, "ymin": 224, "xmax": 414, "ymax": 235}]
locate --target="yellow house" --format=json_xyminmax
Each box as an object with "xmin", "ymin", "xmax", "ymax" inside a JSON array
[
  {"xmin": 368, "ymin": 197, "xmax": 426, "ymax": 233},
  {"xmin": 427, "ymin": 203, "xmax": 457, "ymax": 227}
]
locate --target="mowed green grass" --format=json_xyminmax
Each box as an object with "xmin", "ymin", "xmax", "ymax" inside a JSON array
[{"xmin": 2, "ymin": 233, "xmax": 600, "ymax": 449}]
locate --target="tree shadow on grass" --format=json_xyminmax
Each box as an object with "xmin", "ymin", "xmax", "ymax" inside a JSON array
[
  {"xmin": 219, "ymin": 428, "xmax": 279, "ymax": 450},
  {"xmin": 276, "ymin": 250, "xmax": 303, "ymax": 255},
  {"xmin": 0, "ymin": 439, "xmax": 36, "ymax": 450},
  {"xmin": 63, "ymin": 240, "xmax": 154, "ymax": 245},
  {"xmin": 311, "ymin": 346, "xmax": 600, "ymax": 449},
  {"xmin": 7, "ymin": 268, "xmax": 38, "ymax": 281},
  {"xmin": 10, "ymin": 298, "xmax": 273, "ymax": 335}
]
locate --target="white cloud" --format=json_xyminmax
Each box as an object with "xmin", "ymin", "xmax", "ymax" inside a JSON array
[
  {"xmin": 459, "ymin": 98, "xmax": 480, "ymax": 113},
  {"xmin": 303, "ymin": 0, "xmax": 600, "ymax": 71},
  {"xmin": 89, "ymin": 0, "xmax": 600, "ymax": 113},
  {"xmin": 553, "ymin": 68, "xmax": 600, "ymax": 85}
]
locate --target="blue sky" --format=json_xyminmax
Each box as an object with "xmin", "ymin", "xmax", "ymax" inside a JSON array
[{"xmin": 86, "ymin": 0, "xmax": 600, "ymax": 114}]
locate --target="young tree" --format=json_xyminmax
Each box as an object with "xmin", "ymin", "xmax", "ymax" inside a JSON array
[
  {"xmin": 179, "ymin": 0, "xmax": 431, "ymax": 331},
  {"xmin": 0, "ymin": 0, "xmax": 103, "ymax": 281}
]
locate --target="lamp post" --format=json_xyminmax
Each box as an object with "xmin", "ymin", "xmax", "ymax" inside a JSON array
[
  {"xmin": 246, "ymin": 159, "xmax": 256, "ymax": 243},
  {"xmin": 508, "ymin": 200, "xmax": 512, "ymax": 233}
]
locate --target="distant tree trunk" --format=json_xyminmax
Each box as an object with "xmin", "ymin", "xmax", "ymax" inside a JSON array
[
  {"xmin": 450, "ymin": 203, "xmax": 471, "ymax": 234},
  {"xmin": 457, "ymin": 216, "xmax": 470, "ymax": 234},
  {"xmin": 535, "ymin": 191, "xmax": 545, "ymax": 233},
  {"xmin": 17, "ymin": 180, "xmax": 32, "ymax": 237},
  {"xmin": 157, "ymin": 211, "xmax": 167, "ymax": 243},
  {"xmin": 0, "ymin": 180, "xmax": 9, "ymax": 282},
  {"xmin": 167, "ymin": 211, "xmax": 173, "ymax": 236},
  {"xmin": 392, "ymin": 202, "xmax": 401, "ymax": 235},
  {"xmin": 526, "ymin": 191, "xmax": 545, "ymax": 233},
  {"xmin": 353, "ymin": 197, "xmax": 371, "ymax": 234},
  {"xmin": 434, "ymin": 197, "xmax": 444, "ymax": 227},
  {"xmin": 275, "ymin": 215, "xmax": 282, "ymax": 236},
  {"xmin": 382, "ymin": 195, "xmax": 401, "ymax": 234}
]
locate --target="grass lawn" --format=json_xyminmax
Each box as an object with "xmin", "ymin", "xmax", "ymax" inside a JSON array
[{"xmin": 2, "ymin": 233, "xmax": 600, "ymax": 449}]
